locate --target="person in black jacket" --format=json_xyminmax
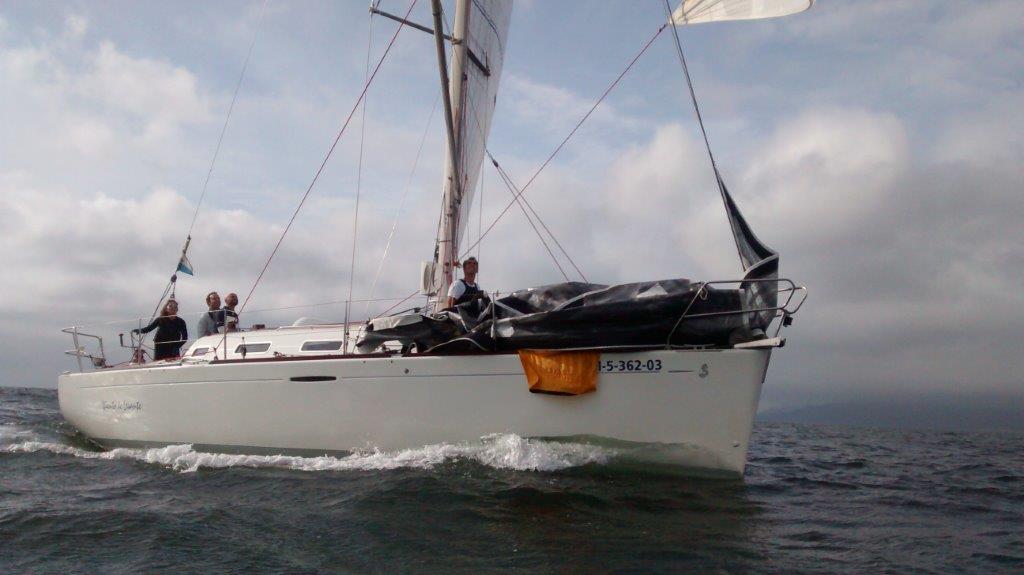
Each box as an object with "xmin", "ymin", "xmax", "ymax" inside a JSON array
[
  {"xmin": 445, "ymin": 257, "xmax": 484, "ymax": 309},
  {"xmin": 133, "ymin": 299, "xmax": 188, "ymax": 360}
]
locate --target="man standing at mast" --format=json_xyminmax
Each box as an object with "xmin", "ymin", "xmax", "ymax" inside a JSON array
[{"xmin": 445, "ymin": 256, "xmax": 483, "ymax": 309}]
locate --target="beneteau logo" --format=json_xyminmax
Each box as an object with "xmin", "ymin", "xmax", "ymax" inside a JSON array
[{"xmin": 102, "ymin": 400, "xmax": 143, "ymax": 412}]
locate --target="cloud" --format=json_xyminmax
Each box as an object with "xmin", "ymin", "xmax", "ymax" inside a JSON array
[
  {"xmin": 0, "ymin": 182, "xmax": 437, "ymax": 324},
  {"xmin": 738, "ymin": 108, "xmax": 908, "ymax": 250},
  {"xmin": 502, "ymin": 73, "xmax": 643, "ymax": 137},
  {"xmin": 933, "ymin": 91, "xmax": 1024, "ymax": 167},
  {"xmin": 0, "ymin": 24, "xmax": 216, "ymax": 200},
  {"xmin": 75, "ymin": 41, "xmax": 212, "ymax": 142},
  {"xmin": 64, "ymin": 14, "xmax": 87, "ymax": 39}
]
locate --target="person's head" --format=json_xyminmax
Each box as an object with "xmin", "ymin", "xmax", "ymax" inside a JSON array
[
  {"xmin": 161, "ymin": 299, "xmax": 179, "ymax": 317},
  {"xmin": 462, "ymin": 256, "xmax": 478, "ymax": 277},
  {"xmin": 225, "ymin": 293, "xmax": 238, "ymax": 308},
  {"xmin": 206, "ymin": 291, "xmax": 221, "ymax": 310}
]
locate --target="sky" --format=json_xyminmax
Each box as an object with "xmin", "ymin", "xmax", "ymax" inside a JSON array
[{"xmin": 1, "ymin": 1, "xmax": 1021, "ymax": 426}]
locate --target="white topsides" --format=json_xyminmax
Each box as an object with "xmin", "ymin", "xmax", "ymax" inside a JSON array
[{"xmin": 182, "ymin": 323, "xmax": 368, "ymax": 362}]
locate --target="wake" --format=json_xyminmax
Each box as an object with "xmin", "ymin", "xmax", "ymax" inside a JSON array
[{"xmin": 3, "ymin": 427, "xmax": 615, "ymax": 474}]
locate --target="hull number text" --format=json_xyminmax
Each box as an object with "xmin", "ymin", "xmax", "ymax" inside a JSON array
[{"xmin": 599, "ymin": 359, "xmax": 662, "ymax": 373}]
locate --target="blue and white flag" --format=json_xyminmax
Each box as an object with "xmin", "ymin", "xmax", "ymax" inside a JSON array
[{"xmin": 176, "ymin": 254, "xmax": 194, "ymax": 276}]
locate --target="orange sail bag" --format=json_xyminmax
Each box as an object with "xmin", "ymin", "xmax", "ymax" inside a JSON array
[{"xmin": 517, "ymin": 350, "xmax": 599, "ymax": 396}]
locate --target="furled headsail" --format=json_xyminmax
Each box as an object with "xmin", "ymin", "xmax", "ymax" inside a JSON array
[
  {"xmin": 664, "ymin": 0, "xmax": 812, "ymax": 328},
  {"xmin": 432, "ymin": 0, "xmax": 514, "ymax": 300},
  {"xmin": 670, "ymin": 0, "xmax": 813, "ymax": 25},
  {"xmin": 718, "ymin": 174, "xmax": 778, "ymax": 331}
]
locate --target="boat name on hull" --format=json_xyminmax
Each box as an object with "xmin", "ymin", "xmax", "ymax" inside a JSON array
[{"xmin": 102, "ymin": 400, "xmax": 143, "ymax": 412}]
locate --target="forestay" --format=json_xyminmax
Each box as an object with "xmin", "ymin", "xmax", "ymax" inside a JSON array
[{"xmin": 670, "ymin": 0, "xmax": 813, "ymax": 25}]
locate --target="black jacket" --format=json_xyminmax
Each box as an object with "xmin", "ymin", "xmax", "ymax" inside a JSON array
[{"xmin": 139, "ymin": 316, "xmax": 188, "ymax": 345}]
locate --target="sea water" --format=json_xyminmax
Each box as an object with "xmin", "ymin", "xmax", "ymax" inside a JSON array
[{"xmin": 1, "ymin": 387, "xmax": 1021, "ymax": 573}]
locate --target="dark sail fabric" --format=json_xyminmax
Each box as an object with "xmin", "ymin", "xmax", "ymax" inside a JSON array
[
  {"xmin": 718, "ymin": 175, "xmax": 778, "ymax": 331},
  {"xmin": 356, "ymin": 313, "xmax": 462, "ymax": 354},
  {"xmin": 447, "ymin": 279, "xmax": 752, "ymax": 352},
  {"xmin": 356, "ymin": 278, "xmax": 775, "ymax": 354}
]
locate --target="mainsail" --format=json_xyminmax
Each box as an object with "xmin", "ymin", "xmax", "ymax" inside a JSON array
[{"xmin": 431, "ymin": 0, "xmax": 513, "ymax": 304}]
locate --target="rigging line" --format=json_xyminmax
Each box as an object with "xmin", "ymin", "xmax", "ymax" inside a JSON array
[
  {"xmin": 460, "ymin": 75, "xmax": 586, "ymax": 282},
  {"xmin": 246, "ymin": 296, "xmax": 410, "ymax": 315},
  {"xmin": 365, "ymin": 92, "xmax": 442, "ymax": 315},
  {"xmin": 238, "ymin": 0, "xmax": 420, "ymax": 315},
  {"xmin": 485, "ymin": 156, "xmax": 561, "ymax": 275},
  {"xmin": 662, "ymin": 0, "xmax": 718, "ymax": 177},
  {"xmin": 139, "ymin": 1, "xmax": 270, "ymax": 350},
  {"xmin": 186, "ymin": 0, "xmax": 271, "ymax": 239},
  {"xmin": 374, "ymin": 288, "xmax": 421, "ymax": 319},
  {"xmin": 458, "ymin": 22, "xmax": 669, "ymax": 260},
  {"xmin": 344, "ymin": 9, "xmax": 376, "ymax": 350},
  {"xmin": 663, "ymin": 0, "xmax": 749, "ymax": 268},
  {"xmin": 133, "ymin": 275, "xmax": 178, "ymax": 356},
  {"xmin": 136, "ymin": 279, "xmax": 176, "ymax": 350},
  {"xmin": 74, "ymin": 295, "xmax": 418, "ymax": 329},
  {"xmin": 487, "ymin": 150, "xmax": 589, "ymax": 282},
  {"xmin": 490, "ymin": 157, "xmax": 571, "ymax": 282},
  {"xmin": 145, "ymin": 279, "xmax": 175, "ymax": 325},
  {"xmin": 477, "ymin": 154, "xmax": 483, "ymax": 260},
  {"xmin": 138, "ymin": 1, "xmax": 270, "ymax": 343}
]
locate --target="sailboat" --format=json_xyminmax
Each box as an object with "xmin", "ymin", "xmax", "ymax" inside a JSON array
[{"xmin": 58, "ymin": 0, "xmax": 810, "ymax": 477}]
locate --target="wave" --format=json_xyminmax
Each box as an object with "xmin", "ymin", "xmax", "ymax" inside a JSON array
[
  {"xmin": 0, "ymin": 424, "xmax": 36, "ymax": 444},
  {"xmin": 3, "ymin": 432, "xmax": 615, "ymax": 474}
]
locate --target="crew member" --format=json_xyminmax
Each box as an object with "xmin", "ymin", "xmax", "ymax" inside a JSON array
[
  {"xmin": 133, "ymin": 299, "xmax": 188, "ymax": 360},
  {"xmin": 197, "ymin": 291, "xmax": 225, "ymax": 337},
  {"xmin": 445, "ymin": 256, "xmax": 484, "ymax": 308},
  {"xmin": 222, "ymin": 292, "xmax": 240, "ymax": 332}
]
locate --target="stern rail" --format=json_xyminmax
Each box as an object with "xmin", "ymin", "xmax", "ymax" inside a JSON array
[{"xmin": 62, "ymin": 327, "xmax": 107, "ymax": 372}]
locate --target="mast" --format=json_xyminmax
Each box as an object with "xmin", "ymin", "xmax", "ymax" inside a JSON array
[
  {"xmin": 430, "ymin": 0, "xmax": 462, "ymax": 224},
  {"xmin": 421, "ymin": 0, "xmax": 511, "ymax": 311},
  {"xmin": 431, "ymin": 0, "xmax": 472, "ymax": 311}
]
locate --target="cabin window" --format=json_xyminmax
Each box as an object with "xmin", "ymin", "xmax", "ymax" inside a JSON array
[
  {"xmin": 191, "ymin": 347, "xmax": 210, "ymax": 357},
  {"xmin": 235, "ymin": 343, "xmax": 271, "ymax": 354},
  {"xmin": 301, "ymin": 340, "xmax": 343, "ymax": 352}
]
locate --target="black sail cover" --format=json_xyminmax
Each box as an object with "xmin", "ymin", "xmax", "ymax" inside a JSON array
[
  {"xmin": 440, "ymin": 279, "xmax": 754, "ymax": 352},
  {"xmin": 357, "ymin": 176, "xmax": 779, "ymax": 354}
]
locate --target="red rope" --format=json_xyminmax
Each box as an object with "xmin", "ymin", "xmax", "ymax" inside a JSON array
[
  {"xmin": 240, "ymin": 0, "xmax": 419, "ymax": 314},
  {"xmin": 459, "ymin": 23, "xmax": 668, "ymax": 259}
]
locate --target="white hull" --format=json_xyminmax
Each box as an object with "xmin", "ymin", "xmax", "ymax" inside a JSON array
[{"xmin": 58, "ymin": 348, "xmax": 771, "ymax": 476}]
